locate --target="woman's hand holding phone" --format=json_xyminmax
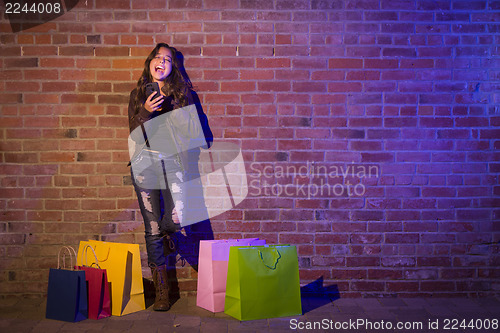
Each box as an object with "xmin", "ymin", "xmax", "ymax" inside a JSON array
[
  {"xmin": 144, "ymin": 82, "xmax": 163, "ymax": 112},
  {"xmin": 144, "ymin": 92, "xmax": 164, "ymax": 112}
]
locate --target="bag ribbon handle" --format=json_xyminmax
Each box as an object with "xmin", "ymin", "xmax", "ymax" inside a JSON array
[{"xmin": 258, "ymin": 247, "xmax": 281, "ymax": 270}]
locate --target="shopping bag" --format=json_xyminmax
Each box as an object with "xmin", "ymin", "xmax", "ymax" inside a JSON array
[
  {"xmin": 224, "ymin": 245, "xmax": 302, "ymax": 321},
  {"xmin": 45, "ymin": 246, "xmax": 88, "ymax": 322},
  {"xmin": 76, "ymin": 240, "xmax": 145, "ymax": 316},
  {"xmin": 196, "ymin": 238, "xmax": 266, "ymax": 312},
  {"xmin": 76, "ymin": 244, "xmax": 111, "ymax": 320}
]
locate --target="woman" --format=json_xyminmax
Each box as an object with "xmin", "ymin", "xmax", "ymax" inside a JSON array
[{"xmin": 127, "ymin": 43, "xmax": 211, "ymax": 311}]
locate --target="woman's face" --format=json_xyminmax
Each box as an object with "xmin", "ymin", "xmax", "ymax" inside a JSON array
[{"xmin": 149, "ymin": 47, "xmax": 173, "ymax": 83}]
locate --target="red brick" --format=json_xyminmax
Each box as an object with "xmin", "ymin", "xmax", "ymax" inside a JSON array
[
  {"xmin": 420, "ymin": 281, "xmax": 456, "ymax": 292},
  {"xmin": 4, "ymin": 58, "xmax": 38, "ymax": 68},
  {"xmin": 346, "ymin": 256, "xmax": 380, "ymax": 267},
  {"xmin": 256, "ymin": 58, "xmax": 291, "ymax": 68},
  {"xmin": 387, "ymin": 282, "xmax": 419, "ymax": 292},
  {"xmin": 351, "ymin": 281, "xmax": 385, "ymax": 291}
]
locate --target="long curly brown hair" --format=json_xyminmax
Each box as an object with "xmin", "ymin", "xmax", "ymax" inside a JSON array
[{"xmin": 132, "ymin": 43, "xmax": 192, "ymax": 113}]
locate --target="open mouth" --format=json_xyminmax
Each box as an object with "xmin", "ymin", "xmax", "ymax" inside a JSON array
[{"xmin": 155, "ymin": 65, "xmax": 165, "ymax": 73}]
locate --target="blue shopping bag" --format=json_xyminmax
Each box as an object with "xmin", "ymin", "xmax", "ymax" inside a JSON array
[{"xmin": 45, "ymin": 246, "xmax": 88, "ymax": 322}]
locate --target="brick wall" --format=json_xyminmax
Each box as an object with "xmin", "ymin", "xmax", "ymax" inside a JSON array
[{"xmin": 1, "ymin": 0, "xmax": 499, "ymax": 298}]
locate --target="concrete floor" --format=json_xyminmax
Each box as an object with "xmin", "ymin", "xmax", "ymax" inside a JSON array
[{"xmin": 1, "ymin": 295, "xmax": 499, "ymax": 332}]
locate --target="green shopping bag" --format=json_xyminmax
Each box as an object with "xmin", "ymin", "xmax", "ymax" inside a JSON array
[{"xmin": 224, "ymin": 245, "xmax": 302, "ymax": 321}]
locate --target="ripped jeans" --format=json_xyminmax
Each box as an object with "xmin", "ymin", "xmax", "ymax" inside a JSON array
[{"xmin": 131, "ymin": 154, "xmax": 185, "ymax": 266}]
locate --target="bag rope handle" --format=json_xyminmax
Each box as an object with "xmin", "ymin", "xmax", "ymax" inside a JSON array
[
  {"xmin": 87, "ymin": 242, "xmax": 111, "ymax": 262},
  {"xmin": 57, "ymin": 246, "xmax": 78, "ymax": 270},
  {"xmin": 82, "ymin": 244, "xmax": 101, "ymax": 269},
  {"xmin": 258, "ymin": 247, "xmax": 281, "ymax": 270}
]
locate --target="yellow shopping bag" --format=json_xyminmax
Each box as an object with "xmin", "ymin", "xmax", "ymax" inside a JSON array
[{"xmin": 76, "ymin": 240, "xmax": 145, "ymax": 316}]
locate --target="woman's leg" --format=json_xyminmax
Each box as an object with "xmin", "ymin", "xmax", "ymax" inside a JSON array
[
  {"xmin": 131, "ymin": 172, "xmax": 172, "ymax": 311},
  {"xmin": 159, "ymin": 157, "xmax": 185, "ymax": 232},
  {"xmin": 132, "ymin": 180, "xmax": 166, "ymax": 266}
]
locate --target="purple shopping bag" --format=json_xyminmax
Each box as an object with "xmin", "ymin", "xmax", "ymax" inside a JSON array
[{"xmin": 196, "ymin": 238, "xmax": 266, "ymax": 312}]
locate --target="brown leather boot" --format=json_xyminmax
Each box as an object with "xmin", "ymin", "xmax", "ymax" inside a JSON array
[{"xmin": 150, "ymin": 264, "xmax": 170, "ymax": 311}]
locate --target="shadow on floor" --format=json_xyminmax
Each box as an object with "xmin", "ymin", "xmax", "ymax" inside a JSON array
[{"xmin": 300, "ymin": 277, "xmax": 340, "ymax": 314}]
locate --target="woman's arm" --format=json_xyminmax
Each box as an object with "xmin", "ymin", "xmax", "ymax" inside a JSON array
[{"xmin": 128, "ymin": 89, "xmax": 153, "ymax": 133}]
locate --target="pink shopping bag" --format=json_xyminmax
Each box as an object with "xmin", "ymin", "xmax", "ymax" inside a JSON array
[{"xmin": 196, "ymin": 238, "xmax": 266, "ymax": 312}]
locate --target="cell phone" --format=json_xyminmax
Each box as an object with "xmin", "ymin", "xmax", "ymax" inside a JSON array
[{"xmin": 145, "ymin": 82, "xmax": 161, "ymax": 100}]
